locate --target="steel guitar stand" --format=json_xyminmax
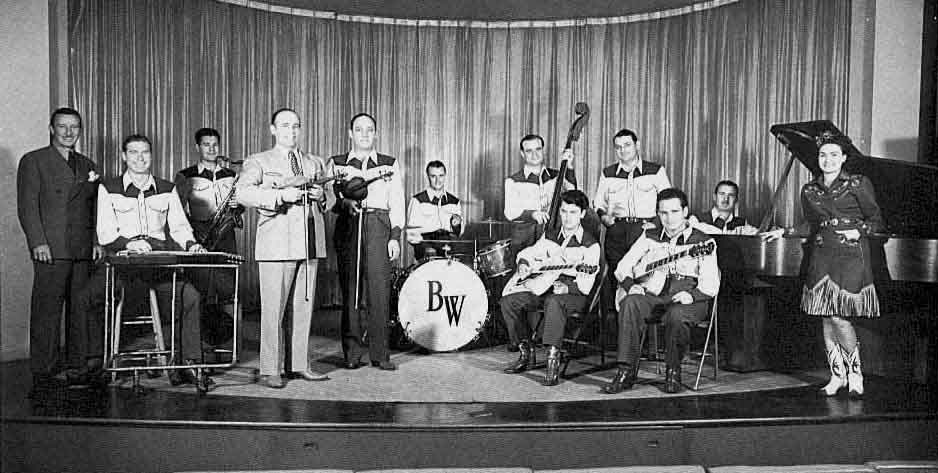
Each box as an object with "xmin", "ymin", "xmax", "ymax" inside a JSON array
[{"xmin": 103, "ymin": 252, "xmax": 242, "ymax": 396}]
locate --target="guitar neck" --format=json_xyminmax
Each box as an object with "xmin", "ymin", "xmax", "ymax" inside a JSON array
[
  {"xmin": 535, "ymin": 263, "xmax": 578, "ymax": 272},
  {"xmin": 642, "ymin": 247, "xmax": 696, "ymax": 272}
]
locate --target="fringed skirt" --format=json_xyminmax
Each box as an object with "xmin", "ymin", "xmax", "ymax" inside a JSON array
[{"xmin": 800, "ymin": 232, "xmax": 880, "ymax": 318}]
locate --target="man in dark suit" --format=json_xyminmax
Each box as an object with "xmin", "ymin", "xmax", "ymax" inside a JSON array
[{"xmin": 17, "ymin": 107, "xmax": 103, "ymax": 388}]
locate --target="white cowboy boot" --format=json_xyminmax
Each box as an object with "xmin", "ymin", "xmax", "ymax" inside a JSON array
[
  {"xmin": 842, "ymin": 344, "xmax": 863, "ymax": 397},
  {"xmin": 820, "ymin": 346, "xmax": 847, "ymax": 396}
]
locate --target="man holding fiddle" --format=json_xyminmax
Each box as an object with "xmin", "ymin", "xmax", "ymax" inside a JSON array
[
  {"xmin": 237, "ymin": 108, "xmax": 332, "ymax": 388},
  {"xmin": 329, "ymin": 112, "xmax": 405, "ymax": 371},
  {"xmin": 405, "ymin": 160, "xmax": 463, "ymax": 260}
]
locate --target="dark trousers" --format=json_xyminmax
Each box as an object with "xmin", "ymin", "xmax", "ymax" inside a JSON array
[
  {"xmin": 75, "ymin": 267, "xmax": 203, "ymax": 362},
  {"xmin": 604, "ymin": 220, "xmax": 647, "ymax": 270},
  {"xmin": 29, "ymin": 259, "xmax": 93, "ymax": 375},
  {"xmin": 336, "ymin": 212, "xmax": 392, "ymax": 363},
  {"xmin": 499, "ymin": 292, "xmax": 588, "ymax": 347},
  {"xmin": 616, "ymin": 294, "xmax": 709, "ymax": 369}
]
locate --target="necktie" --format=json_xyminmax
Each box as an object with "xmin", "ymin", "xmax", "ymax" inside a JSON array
[
  {"xmin": 289, "ymin": 151, "xmax": 302, "ymax": 176},
  {"xmin": 67, "ymin": 151, "xmax": 78, "ymax": 174}
]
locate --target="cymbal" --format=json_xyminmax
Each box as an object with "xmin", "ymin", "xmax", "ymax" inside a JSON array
[{"xmin": 475, "ymin": 219, "xmax": 512, "ymax": 225}]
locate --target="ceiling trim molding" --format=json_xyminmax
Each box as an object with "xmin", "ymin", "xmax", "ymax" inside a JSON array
[{"xmin": 216, "ymin": 0, "xmax": 738, "ymax": 28}]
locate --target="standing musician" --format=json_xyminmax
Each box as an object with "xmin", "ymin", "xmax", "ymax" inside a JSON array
[
  {"xmin": 74, "ymin": 134, "xmax": 213, "ymax": 391},
  {"xmin": 236, "ymin": 108, "xmax": 332, "ymax": 389},
  {"xmin": 17, "ymin": 107, "xmax": 104, "ymax": 390},
  {"xmin": 594, "ymin": 128, "xmax": 671, "ymax": 270},
  {"xmin": 499, "ymin": 190, "xmax": 600, "ymax": 386},
  {"xmin": 690, "ymin": 180, "xmax": 758, "ymax": 235},
  {"xmin": 504, "ymin": 134, "xmax": 576, "ymax": 255},
  {"xmin": 405, "ymin": 160, "xmax": 463, "ymax": 260},
  {"xmin": 603, "ymin": 188, "xmax": 719, "ymax": 394},
  {"xmin": 173, "ymin": 128, "xmax": 242, "ymax": 330},
  {"xmin": 329, "ymin": 112, "xmax": 405, "ymax": 371}
]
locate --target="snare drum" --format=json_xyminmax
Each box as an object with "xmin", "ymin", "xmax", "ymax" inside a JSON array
[
  {"xmin": 396, "ymin": 258, "xmax": 489, "ymax": 352},
  {"xmin": 476, "ymin": 239, "xmax": 512, "ymax": 278}
]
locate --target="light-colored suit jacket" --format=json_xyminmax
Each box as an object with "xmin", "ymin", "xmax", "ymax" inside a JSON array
[{"xmin": 237, "ymin": 147, "xmax": 333, "ymax": 261}]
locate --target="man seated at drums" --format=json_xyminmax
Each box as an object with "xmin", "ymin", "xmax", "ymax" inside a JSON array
[
  {"xmin": 405, "ymin": 160, "xmax": 463, "ymax": 261},
  {"xmin": 603, "ymin": 188, "xmax": 719, "ymax": 395},
  {"xmin": 690, "ymin": 179, "xmax": 758, "ymax": 235},
  {"xmin": 74, "ymin": 134, "xmax": 214, "ymax": 392},
  {"xmin": 499, "ymin": 189, "xmax": 600, "ymax": 386}
]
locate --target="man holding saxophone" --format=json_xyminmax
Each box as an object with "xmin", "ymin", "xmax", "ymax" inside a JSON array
[{"xmin": 174, "ymin": 128, "xmax": 242, "ymax": 346}]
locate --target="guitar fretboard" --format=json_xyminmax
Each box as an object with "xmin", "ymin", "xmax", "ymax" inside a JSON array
[{"xmin": 641, "ymin": 245, "xmax": 703, "ymax": 272}]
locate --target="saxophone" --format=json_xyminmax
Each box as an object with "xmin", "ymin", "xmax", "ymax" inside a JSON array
[{"xmin": 197, "ymin": 174, "xmax": 243, "ymax": 251}]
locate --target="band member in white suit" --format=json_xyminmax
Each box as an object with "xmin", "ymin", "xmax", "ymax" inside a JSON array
[{"xmin": 237, "ymin": 108, "xmax": 333, "ymax": 388}]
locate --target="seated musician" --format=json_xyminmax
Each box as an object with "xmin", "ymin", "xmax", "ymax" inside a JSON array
[
  {"xmin": 603, "ymin": 188, "xmax": 719, "ymax": 394},
  {"xmin": 690, "ymin": 180, "xmax": 758, "ymax": 235},
  {"xmin": 499, "ymin": 189, "xmax": 600, "ymax": 386},
  {"xmin": 74, "ymin": 134, "xmax": 214, "ymax": 392},
  {"xmin": 504, "ymin": 134, "xmax": 576, "ymax": 255},
  {"xmin": 173, "ymin": 128, "xmax": 242, "ymax": 346},
  {"xmin": 405, "ymin": 160, "xmax": 463, "ymax": 260}
]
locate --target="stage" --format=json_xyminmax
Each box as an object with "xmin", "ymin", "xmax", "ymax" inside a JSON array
[{"xmin": 3, "ymin": 311, "xmax": 937, "ymax": 472}]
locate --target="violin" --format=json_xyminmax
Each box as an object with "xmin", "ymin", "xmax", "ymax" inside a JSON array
[{"xmin": 337, "ymin": 170, "xmax": 394, "ymax": 201}]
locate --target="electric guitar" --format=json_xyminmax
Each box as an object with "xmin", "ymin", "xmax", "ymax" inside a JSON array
[
  {"xmin": 629, "ymin": 240, "xmax": 715, "ymax": 296},
  {"xmin": 503, "ymin": 261, "xmax": 599, "ymax": 296}
]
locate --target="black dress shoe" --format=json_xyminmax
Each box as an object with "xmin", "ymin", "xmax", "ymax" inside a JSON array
[
  {"xmin": 601, "ymin": 365, "xmax": 637, "ymax": 394},
  {"xmin": 541, "ymin": 353, "xmax": 563, "ymax": 386},
  {"xmin": 345, "ymin": 360, "xmax": 365, "ymax": 370},
  {"xmin": 504, "ymin": 343, "xmax": 535, "ymax": 374},
  {"xmin": 663, "ymin": 367, "xmax": 683, "ymax": 394},
  {"xmin": 169, "ymin": 369, "xmax": 187, "ymax": 386},
  {"xmin": 371, "ymin": 360, "xmax": 397, "ymax": 371}
]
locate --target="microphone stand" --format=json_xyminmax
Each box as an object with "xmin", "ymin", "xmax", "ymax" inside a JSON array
[{"xmin": 300, "ymin": 153, "xmax": 311, "ymax": 302}]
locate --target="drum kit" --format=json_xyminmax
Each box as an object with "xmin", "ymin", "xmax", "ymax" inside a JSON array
[{"xmin": 393, "ymin": 219, "xmax": 514, "ymax": 352}]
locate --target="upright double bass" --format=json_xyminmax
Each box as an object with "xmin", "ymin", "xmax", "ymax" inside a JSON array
[{"xmin": 544, "ymin": 102, "xmax": 590, "ymax": 235}]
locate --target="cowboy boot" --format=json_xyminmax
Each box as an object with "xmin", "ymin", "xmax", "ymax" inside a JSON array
[
  {"xmin": 602, "ymin": 364, "xmax": 637, "ymax": 394},
  {"xmin": 821, "ymin": 346, "xmax": 848, "ymax": 396},
  {"xmin": 504, "ymin": 341, "xmax": 535, "ymax": 374},
  {"xmin": 842, "ymin": 344, "xmax": 863, "ymax": 397},
  {"xmin": 541, "ymin": 347, "xmax": 562, "ymax": 386},
  {"xmin": 663, "ymin": 366, "xmax": 683, "ymax": 394}
]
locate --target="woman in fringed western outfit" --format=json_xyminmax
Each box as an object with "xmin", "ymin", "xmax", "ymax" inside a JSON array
[{"xmin": 767, "ymin": 132, "xmax": 883, "ymax": 397}]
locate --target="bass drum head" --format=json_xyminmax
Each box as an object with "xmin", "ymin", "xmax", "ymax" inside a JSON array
[{"xmin": 397, "ymin": 259, "xmax": 489, "ymax": 352}]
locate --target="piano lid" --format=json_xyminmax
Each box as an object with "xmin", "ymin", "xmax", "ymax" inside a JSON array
[{"xmin": 770, "ymin": 120, "xmax": 938, "ymax": 238}]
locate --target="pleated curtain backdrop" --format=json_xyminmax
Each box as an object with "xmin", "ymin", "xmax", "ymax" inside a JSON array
[{"xmin": 67, "ymin": 0, "xmax": 851, "ymax": 309}]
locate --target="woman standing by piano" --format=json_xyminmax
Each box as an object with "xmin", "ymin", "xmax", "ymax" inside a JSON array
[{"xmin": 765, "ymin": 132, "xmax": 884, "ymax": 397}]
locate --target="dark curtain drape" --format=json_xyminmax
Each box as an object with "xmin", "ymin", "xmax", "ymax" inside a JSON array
[{"xmin": 68, "ymin": 0, "xmax": 851, "ymax": 309}]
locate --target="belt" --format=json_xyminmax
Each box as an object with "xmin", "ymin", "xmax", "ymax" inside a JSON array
[
  {"xmin": 614, "ymin": 216, "xmax": 654, "ymax": 224},
  {"xmin": 362, "ymin": 208, "xmax": 389, "ymax": 214},
  {"xmin": 669, "ymin": 274, "xmax": 698, "ymax": 281},
  {"xmin": 819, "ymin": 217, "xmax": 863, "ymax": 228}
]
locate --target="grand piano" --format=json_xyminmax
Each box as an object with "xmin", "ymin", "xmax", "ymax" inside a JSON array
[{"xmin": 716, "ymin": 121, "xmax": 938, "ymax": 382}]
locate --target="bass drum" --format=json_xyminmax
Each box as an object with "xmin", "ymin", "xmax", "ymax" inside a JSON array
[{"xmin": 396, "ymin": 258, "xmax": 489, "ymax": 352}]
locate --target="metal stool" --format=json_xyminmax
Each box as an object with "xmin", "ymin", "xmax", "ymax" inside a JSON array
[{"xmin": 110, "ymin": 287, "xmax": 167, "ymax": 387}]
